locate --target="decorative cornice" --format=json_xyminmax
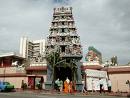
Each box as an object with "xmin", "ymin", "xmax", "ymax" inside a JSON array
[
  {"xmin": 0, "ymin": 73, "xmax": 26, "ymax": 77},
  {"xmin": 26, "ymin": 66, "xmax": 47, "ymax": 71},
  {"xmin": 81, "ymin": 65, "xmax": 103, "ymax": 70},
  {"xmin": 108, "ymin": 67, "xmax": 130, "ymax": 74}
]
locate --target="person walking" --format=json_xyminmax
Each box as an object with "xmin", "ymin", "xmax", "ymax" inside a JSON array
[
  {"xmin": 82, "ymin": 81, "xmax": 87, "ymax": 94},
  {"xmin": 59, "ymin": 80, "xmax": 63, "ymax": 92},
  {"xmin": 99, "ymin": 78, "xmax": 103, "ymax": 93},
  {"xmin": 69, "ymin": 81, "xmax": 73, "ymax": 93},
  {"xmin": 55, "ymin": 78, "xmax": 60, "ymax": 91},
  {"xmin": 64, "ymin": 77, "xmax": 70, "ymax": 93},
  {"xmin": 107, "ymin": 79, "xmax": 112, "ymax": 93}
]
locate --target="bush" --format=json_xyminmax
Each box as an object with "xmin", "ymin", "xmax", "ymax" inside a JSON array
[
  {"xmin": 36, "ymin": 83, "xmax": 42, "ymax": 90},
  {"xmin": 21, "ymin": 83, "xmax": 27, "ymax": 90}
]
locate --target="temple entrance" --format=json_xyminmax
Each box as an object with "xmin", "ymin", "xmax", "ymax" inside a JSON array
[{"xmin": 55, "ymin": 67, "xmax": 72, "ymax": 82}]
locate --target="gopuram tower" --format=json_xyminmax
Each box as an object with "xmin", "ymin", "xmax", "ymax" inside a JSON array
[{"xmin": 45, "ymin": 7, "xmax": 83, "ymax": 91}]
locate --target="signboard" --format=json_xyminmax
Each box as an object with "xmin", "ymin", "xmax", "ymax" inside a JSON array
[
  {"xmin": 85, "ymin": 69, "xmax": 108, "ymax": 91},
  {"xmin": 85, "ymin": 69, "xmax": 108, "ymax": 78}
]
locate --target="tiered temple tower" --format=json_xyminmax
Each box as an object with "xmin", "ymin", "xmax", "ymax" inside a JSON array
[
  {"xmin": 45, "ymin": 7, "xmax": 83, "ymax": 90},
  {"xmin": 86, "ymin": 46, "xmax": 102, "ymax": 64}
]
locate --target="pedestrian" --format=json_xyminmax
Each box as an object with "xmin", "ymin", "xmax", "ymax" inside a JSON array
[
  {"xmin": 55, "ymin": 78, "xmax": 60, "ymax": 91},
  {"xmin": 64, "ymin": 77, "xmax": 70, "ymax": 93},
  {"xmin": 21, "ymin": 80, "xmax": 24, "ymax": 90},
  {"xmin": 21, "ymin": 80, "xmax": 27, "ymax": 90},
  {"xmin": 69, "ymin": 81, "xmax": 73, "ymax": 93},
  {"xmin": 66, "ymin": 77, "xmax": 70, "ymax": 84},
  {"xmin": 59, "ymin": 80, "xmax": 63, "ymax": 92},
  {"xmin": 99, "ymin": 78, "xmax": 103, "ymax": 93},
  {"xmin": 107, "ymin": 79, "xmax": 112, "ymax": 93},
  {"xmin": 64, "ymin": 80, "xmax": 68, "ymax": 93},
  {"xmin": 72, "ymin": 81, "xmax": 76, "ymax": 93},
  {"xmin": 82, "ymin": 81, "xmax": 87, "ymax": 93}
]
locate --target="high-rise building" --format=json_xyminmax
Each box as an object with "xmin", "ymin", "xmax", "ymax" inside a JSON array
[
  {"xmin": 20, "ymin": 37, "xmax": 46, "ymax": 64},
  {"xmin": 20, "ymin": 37, "xmax": 47, "ymax": 89},
  {"xmin": 45, "ymin": 7, "xmax": 83, "ymax": 90}
]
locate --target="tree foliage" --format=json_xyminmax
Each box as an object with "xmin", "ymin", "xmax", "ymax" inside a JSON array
[{"xmin": 46, "ymin": 46, "xmax": 78, "ymax": 84}]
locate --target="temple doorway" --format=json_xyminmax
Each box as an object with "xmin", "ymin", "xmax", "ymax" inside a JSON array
[{"xmin": 54, "ymin": 67, "xmax": 72, "ymax": 82}]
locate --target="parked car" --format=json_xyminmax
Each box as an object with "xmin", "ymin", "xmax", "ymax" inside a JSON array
[{"xmin": 0, "ymin": 81, "xmax": 14, "ymax": 91}]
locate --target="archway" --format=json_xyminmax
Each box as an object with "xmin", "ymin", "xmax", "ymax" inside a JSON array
[{"xmin": 54, "ymin": 66, "xmax": 72, "ymax": 82}]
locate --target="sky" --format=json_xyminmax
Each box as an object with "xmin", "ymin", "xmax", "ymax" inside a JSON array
[{"xmin": 0, "ymin": 0, "xmax": 130, "ymax": 64}]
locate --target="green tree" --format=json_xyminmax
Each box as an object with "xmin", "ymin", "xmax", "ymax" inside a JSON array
[
  {"xmin": 45, "ymin": 46, "xmax": 62, "ymax": 87},
  {"xmin": 46, "ymin": 46, "xmax": 78, "ymax": 88},
  {"xmin": 70, "ymin": 59, "xmax": 78, "ymax": 82}
]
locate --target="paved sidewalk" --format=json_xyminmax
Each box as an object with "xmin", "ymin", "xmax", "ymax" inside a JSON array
[{"xmin": 15, "ymin": 89, "xmax": 130, "ymax": 97}]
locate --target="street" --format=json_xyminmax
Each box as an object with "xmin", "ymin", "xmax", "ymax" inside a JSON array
[{"xmin": 0, "ymin": 92, "xmax": 128, "ymax": 98}]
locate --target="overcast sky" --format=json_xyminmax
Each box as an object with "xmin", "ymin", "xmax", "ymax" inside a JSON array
[{"xmin": 0, "ymin": 0, "xmax": 130, "ymax": 64}]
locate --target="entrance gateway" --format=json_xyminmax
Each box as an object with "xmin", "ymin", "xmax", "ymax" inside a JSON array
[
  {"xmin": 55, "ymin": 66, "xmax": 72, "ymax": 82},
  {"xmin": 45, "ymin": 7, "xmax": 83, "ymax": 91}
]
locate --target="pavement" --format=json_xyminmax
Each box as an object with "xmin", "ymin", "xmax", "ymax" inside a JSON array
[{"xmin": 14, "ymin": 89, "xmax": 130, "ymax": 97}]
